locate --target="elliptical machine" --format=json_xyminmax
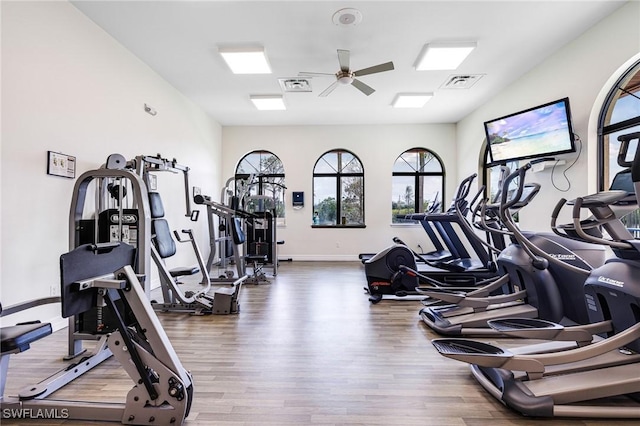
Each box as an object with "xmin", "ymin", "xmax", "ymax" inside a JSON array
[
  {"xmin": 416, "ymin": 163, "xmax": 607, "ymax": 335},
  {"xmin": 430, "ymin": 132, "xmax": 640, "ymax": 418}
]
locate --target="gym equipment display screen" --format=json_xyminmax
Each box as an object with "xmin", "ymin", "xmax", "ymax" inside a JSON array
[{"xmin": 484, "ymin": 97, "xmax": 576, "ymax": 165}]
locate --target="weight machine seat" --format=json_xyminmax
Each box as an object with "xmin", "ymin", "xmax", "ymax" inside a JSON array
[
  {"xmin": 245, "ymin": 254, "xmax": 268, "ymax": 263},
  {"xmin": 1, "ymin": 322, "xmax": 52, "ymax": 354},
  {"xmin": 169, "ymin": 266, "xmax": 199, "ymax": 277}
]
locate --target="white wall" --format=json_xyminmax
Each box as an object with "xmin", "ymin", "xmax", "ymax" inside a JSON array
[
  {"xmin": 1, "ymin": 1, "xmax": 222, "ymax": 326},
  {"xmin": 3, "ymin": 1, "xmax": 638, "ymax": 328},
  {"xmin": 456, "ymin": 1, "xmax": 640, "ymax": 232},
  {"xmin": 222, "ymin": 124, "xmax": 456, "ymax": 260}
]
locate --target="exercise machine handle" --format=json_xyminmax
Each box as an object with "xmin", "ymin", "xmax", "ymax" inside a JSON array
[
  {"xmin": 500, "ymin": 163, "xmax": 531, "ymax": 213},
  {"xmin": 617, "ymin": 131, "xmax": 640, "ymax": 168},
  {"xmin": 173, "ymin": 229, "xmax": 195, "ymax": 243},
  {"xmin": 455, "ymin": 173, "xmax": 477, "ymax": 202}
]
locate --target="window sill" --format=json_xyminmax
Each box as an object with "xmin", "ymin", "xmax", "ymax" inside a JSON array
[{"xmin": 311, "ymin": 224, "xmax": 366, "ymax": 229}]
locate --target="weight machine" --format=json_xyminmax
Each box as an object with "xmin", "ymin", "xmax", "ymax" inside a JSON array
[
  {"xmin": 127, "ymin": 154, "xmax": 245, "ymax": 314},
  {"xmin": 1, "ymin": 243, "xmax": 193, "ymax": 424},
  {"xmin": 240, "ymin": 177, "xmax": 286, "ymax": 283}
]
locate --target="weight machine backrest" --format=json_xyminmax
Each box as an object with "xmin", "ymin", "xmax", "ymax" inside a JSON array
[
  {"xmin": 148, "ymin": 191, "xmax": 177, "ymax": 259},
  {"xmin": 230, "ymin": 217, "xmax": 246, "ymax": 245}
]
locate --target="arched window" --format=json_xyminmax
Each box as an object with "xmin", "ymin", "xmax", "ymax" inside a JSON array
[
  {"xmin": 392, "ymin": 148, "xmax": 444, "ymax": 223},
  {"xmin": 313, "ymin": 149, "xmax": 364, "ymax": 227},
  {"xmin": 598, "ymin": 59, "xmax": 640, "ymax": 233},
  {"xmin": 598, "ymin": 59, "xmax": 640, "ymax": 190},
  {"xmin": 235, "ymin": 150, "xmax": 285, "ymax": 224}
]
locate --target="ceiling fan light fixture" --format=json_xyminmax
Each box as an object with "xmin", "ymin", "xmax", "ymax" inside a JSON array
[
  {"xmin": 338, "ymin": 74, "xmax": 354, "ymax": 85},
  {"xmin": 219, "ymin": 47, "xmax": 271, "ymax": 74},
  {"xmin": 415, "ymin": 42, "xmax": 477, "ymax": 71},
  {"xmin": 392, "ymin": 93, "xmax": 434, "ymax": 108},
  {"xmin": 250, "ymin": 95, "xmax": 286, "ymax": 110}
]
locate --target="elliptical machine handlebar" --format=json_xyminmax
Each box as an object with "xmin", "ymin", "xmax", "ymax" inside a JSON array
[
  {"xmin": 571, "ymin": 196, "xmax": 633, "ymax": 250},
  {"xmin": 497, "ymin": 163, "xmax": 551, "ymax": 271},
  {"xmin": 499, "ymin": 163, "xmax": 532, "ymax": 214},
  {"xmin": 493, "ymin": 166, "xmax": 590, "ymax": 276},
  {"xmin": 455, "ymin": 173, "xmax": 477, "ymax": 202},
  {"xmin": 617, "ymin": 131, "xmax": 640, "ymax": 170}
]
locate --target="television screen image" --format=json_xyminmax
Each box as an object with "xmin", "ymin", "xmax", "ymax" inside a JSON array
[{"xmin": 485, "ymin": 98, "xmax": 575, "ymax": 165}]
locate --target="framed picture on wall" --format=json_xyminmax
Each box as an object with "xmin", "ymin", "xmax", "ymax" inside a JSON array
[{"xmin": 47, "ymin": 151, "xmax": 76, "ymax": 179}]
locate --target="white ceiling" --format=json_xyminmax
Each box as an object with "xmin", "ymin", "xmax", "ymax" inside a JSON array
[{"xmin": 71, "ymin": 1, "xmax": 626, "ymax": 126}]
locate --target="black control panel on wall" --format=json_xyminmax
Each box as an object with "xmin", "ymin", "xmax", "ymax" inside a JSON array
[{"xmin": 292, "ymin": 191, "xmax": 304, "ymax": 206}]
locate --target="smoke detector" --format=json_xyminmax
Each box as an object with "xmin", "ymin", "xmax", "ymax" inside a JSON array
[
  {"xmin": 441, "ymin": 74, "xmax": 484, "ymax": 89},
  {"xmin": 278, "ymin": 78, "xmax": 312, "ymax": 92},
  {"xmin": 332, "ymin": 8, "xmax": 362, "ymax": 26}
]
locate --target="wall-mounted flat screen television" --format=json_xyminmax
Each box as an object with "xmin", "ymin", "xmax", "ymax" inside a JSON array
[{"xmin": 484, "ymin": 97, "xmax": 576, "ymax": 165}]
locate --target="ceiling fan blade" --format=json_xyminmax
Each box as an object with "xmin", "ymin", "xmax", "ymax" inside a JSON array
[
  {"xmin": 351, "ymin": 78, "xmax": 375, "ymax": 96},
  {"xmin": 319, "ymin": 80, "xmax": 340, "ymax": 97},
  {"xmin": 337, "ymin": 49, "xmax": 350, "ymax": 72},
  {"xmin": 353, "ymin": 61, "xmax": 394, "ymax": 77},
  {"xmin": 299, "ymin": 71, "xmax": 335, "ymax": 77}
]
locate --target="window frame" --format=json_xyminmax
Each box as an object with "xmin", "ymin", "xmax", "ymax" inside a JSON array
[
  {"xmin": 391, "ymin": 148, "xmax": 445, "ymax": 223},
  {"xmin": 597, "ymin": 58, "xmax": 640, "ymax": 236},
  {"xmin": 597, "ymin": 58, "xmax": 640, "ymax": 191},
  {"xmin": 312, "ymin": 149, "xmax": 365, "ymax": 228},
  {"xmin": 234, "ymin": 150, "xmax": 286, "ymax": 224}
]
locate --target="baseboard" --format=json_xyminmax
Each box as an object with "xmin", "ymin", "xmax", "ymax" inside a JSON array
[
  {"xmin": 50, "ymin": 315, "xmax": 69, "ymax": 332},
  {"xmin": 286, "ymin": 255, "xmax": 361, "ymax": 262}
]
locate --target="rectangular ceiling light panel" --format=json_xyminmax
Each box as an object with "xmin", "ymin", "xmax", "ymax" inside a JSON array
[
  {"xmin": 219, "ymin": 47, "xmax": 272, "ymax": 74},
  {"xmin": 415, "ymin": 42, "xmax": 477, "ymax": 71},
  {"xmin": 392, "ymin": 93, "xmax": 433, "ymax": 108},
  {"xmin": 250, "ymin": 95, "xmax": 286, "ymax": 110}
]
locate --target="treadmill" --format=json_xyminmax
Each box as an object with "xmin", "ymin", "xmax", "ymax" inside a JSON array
[{"xmin": 364, "ymin": 175, "xmax": 501, "ymax": 302}]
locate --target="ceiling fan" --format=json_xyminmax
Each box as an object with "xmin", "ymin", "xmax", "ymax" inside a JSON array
[{"xmin": 299, "ymin": 49, "xmax": 394, "ymax": 97}]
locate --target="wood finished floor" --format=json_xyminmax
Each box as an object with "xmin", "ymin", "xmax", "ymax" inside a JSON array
[{"xmin": 3, "ymin": 261, "xmax": 638, "ymax": 425}]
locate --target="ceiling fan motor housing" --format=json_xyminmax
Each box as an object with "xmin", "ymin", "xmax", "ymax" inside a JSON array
[{"xmin": 337, "ymin": 71, "xmax": 354, "ymax": 85}]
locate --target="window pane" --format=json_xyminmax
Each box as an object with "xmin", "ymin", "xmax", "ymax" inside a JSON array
[
  {"xmin": 315, "ymin": 152, "xmax": 338, "ymax": 173},
  {"xmin": 262, "ymin": 155, "xmax": 284, "ymax": 174},
  {"xmin": 392, "ymin": 176, "xmax": 415, "ymax": 222},
  {"xmin": 419, "ymin": 151, "xmax": 442, "ymax": 173},
  {"xmin": 606, "ymin": 129, "xmax": 640, "ymax": 233},
  {"xmin": 340, "ymin": 152, "xmax": 362, "ymax": 173},
  {"xmin": 486, "ymin": 161, "xmax": 519, "ymax": 203},
  {"xmin": 341, "ymin": 176, "xmax": 364, "ymax": 224},
  {"xmin": 605, "ymin": 125, "xmax": 640, "ymax": 188},
  {"xmin": 421, "ymin": 176, "xmax": 443, "ymax": 211},
  {"xmin": 236, "ymin": 156, "xmax": 259, "ymax": 175},
  {"xmin": 607, "ymin": 69, "xmax": 640, "ymax": 127},
  {"xmin": 313, "ymin": 176, "xmax": 337, "ymax": 225},
  {"xmin": 393, "ymin": 152, "xmax": 417, "ymax": 172}
]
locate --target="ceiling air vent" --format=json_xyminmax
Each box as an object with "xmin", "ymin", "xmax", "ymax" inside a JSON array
[
  {"xmin": 278, "ymin": 78, "xmax": 312, "ymax": 92},
  {"xmin": 442, "ymin": 74, "xmax": 484, "ymax": 89}
]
